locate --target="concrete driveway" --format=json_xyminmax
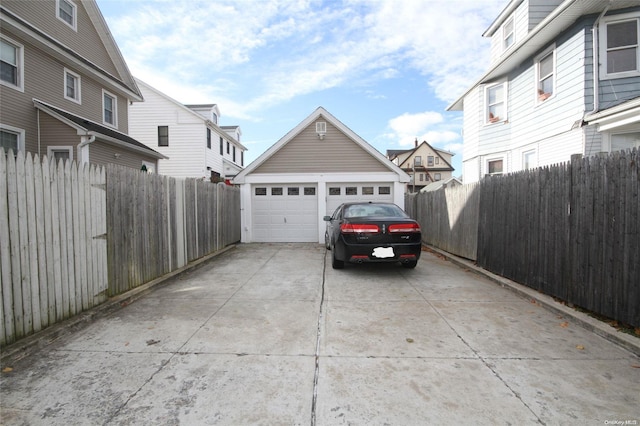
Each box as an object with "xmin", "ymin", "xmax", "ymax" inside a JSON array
[{"xmin": 1, "ymin": 243, "xmax": 639, "ymax": 425}]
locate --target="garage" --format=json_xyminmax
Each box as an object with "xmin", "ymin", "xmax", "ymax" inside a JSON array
[
  {"xmin": 234, "ymin": 107, "xmax": 410, "ymax": 243},
  {"xmin": 252, "ymin": 184, "xmax": 318, "ymax": 242}
]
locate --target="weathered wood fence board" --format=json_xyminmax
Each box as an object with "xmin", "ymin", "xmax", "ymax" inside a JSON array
[
  {"xmin": 1, "ymin": 155, "xmax": 240, "ymax": 347},
  {"xmin": 0, "ymin": 151, "xmax": 107, "ymax": 346},
  {"xmin": 408, "ymin": 149, "xmax": 639, "ymax": 327}
]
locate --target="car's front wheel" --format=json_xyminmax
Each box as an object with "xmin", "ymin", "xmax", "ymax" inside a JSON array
[{"xmin": 325, "ymin": 233, "xmax": 331, "ymax": 250}]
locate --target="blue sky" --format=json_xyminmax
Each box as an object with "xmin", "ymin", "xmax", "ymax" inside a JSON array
[{"xmin": 96, "ymin": 0, "xmax": 506, "ymax": 175}]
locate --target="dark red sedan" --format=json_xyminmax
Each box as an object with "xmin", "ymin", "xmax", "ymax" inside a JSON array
[{"xmin": 323, "ymin": 202, "xmax": 422, "ymax": 269}]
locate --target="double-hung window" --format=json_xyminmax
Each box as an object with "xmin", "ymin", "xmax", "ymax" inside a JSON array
[
  {"xmin": 57, "ymin": 0, "xmax": 77, "ymax": 31},
  {"xmin": 601, "ymin": 14, "xmax": 640, "ymax": 78},
  {"xmin": 0, "ymin": 125, "xmax": 25, "ymax": 155},
  {"xmin": 503, "ymin": 16, "xmax": 515, "ymax": 51},
  {"xmin": 103, "ymin": 90, "xmax": 117, "ymax": 127},
  {"xmin": 1, "ymin": 36, "xmax": 23, "ymax": 91},
  {"xmin": 536, "ymin": 46, "xmax": 555, "ymax": 103},
  {"xmin": 207, "ymin": 128, "xmax": 211, "ymax": 149},
  {"xmin": 64, "ymin": 68, "xmax": 81, "ymax": 103},
  {"xmin": 158, "ymin": 126, "xmax": 169, "ymax": 146},
  {"xmin": 485, "ymin": 82, "xmax": 507, "ymax": 124}
]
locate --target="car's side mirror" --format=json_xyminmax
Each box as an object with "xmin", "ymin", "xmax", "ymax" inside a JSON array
[{"xmin": 323, "ymin": 216, "xmax": 332, "ymax": 221}]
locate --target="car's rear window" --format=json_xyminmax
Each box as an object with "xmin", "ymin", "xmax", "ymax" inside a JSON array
[{"xmin": 343, "ymin": 204, "xmax": 407, "ymax": 218}]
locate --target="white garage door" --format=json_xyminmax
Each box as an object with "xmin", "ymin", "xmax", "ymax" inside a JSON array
[
  {"xmin": 252, "ymin": 184, "xmax": 318, "ymax": 242},
  {"xmin": 326, "ymin": 183, "xmax": 394, "ymax": 216}
]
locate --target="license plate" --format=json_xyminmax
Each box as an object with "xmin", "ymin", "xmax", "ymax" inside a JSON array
[{"xmin": 372, "ymin": 247, "xmax": 394, "ymax": 258}]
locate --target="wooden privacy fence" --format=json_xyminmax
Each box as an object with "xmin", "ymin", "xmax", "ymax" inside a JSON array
[
  {"xmin": 0, "ymin": 151, "xmax": 107, "ymax": 347},
  {"xmin": 0, "ymin": 153, "xmax": 240, "ymax": 347},
  {"xmin": 407, "ymin": 149, "xmax": 639, "ymax": 327},
  {"xmin": 106, "ymin": 165, "xmax": 241, "ymax": 295}
]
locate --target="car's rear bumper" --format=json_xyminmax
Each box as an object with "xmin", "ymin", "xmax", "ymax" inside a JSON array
[{"xmin": 335, "ymin": 240, "xmax": 422, "ymax": 264}]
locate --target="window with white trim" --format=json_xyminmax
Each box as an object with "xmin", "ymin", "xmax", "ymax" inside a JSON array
[
  {"xmin": 487, "ymin": 158, "xmax": 504, "ymax": 176},
  {"xmin": 158, "ymin": 126, "xmax": 169, "ymax": 146},
  {"xmin": 141, "ymin": 160, "xmax": 155, "ymax": 173},
  {"xmin": 56, "ymin": 0, "xmax": 77, "ymax": 31},
  {"xmin": 523, "ymin": 150, "xmax": 536, "ymax": 170},
  {"xmin": 47, "ymin": 146, "xmax": 73, "ymax": 163},
  {"xmin": 600, "ymin": 13, "xmax": 640, "ymax": 79},
  {"xmin": 1, "ymin": 125, "xmax": 25, "ymax": 155},
  {"xmin": 102, "ymin": 90, "xmax": 117, "ymax": 127},
  {"xmin": 1, "ymin": 36, "xmax": 24, "ymax": 91},
  {"xmin": 485, "ymin": 82, "xmax": 507, "ymax": 124},
  {"xmin": 610, "ymin": 131, "xmax": 640, "ymax": 151},
  {"xmin": 414, "ymin": 156, "xmax": 422, "ymax": 166},
  {"xmin": 64, "ymin": 68, "xmax": 81, "ymax": 103},
  {"xmin": 503, "ymin": 15, "xmax": 515, "ymax": 51},
  {"xmin": 535, "ymin": 47, "xmax": 555, "ymax": 103}
]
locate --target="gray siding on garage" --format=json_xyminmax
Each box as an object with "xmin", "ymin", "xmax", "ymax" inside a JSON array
[{"xmin": 253, "ymin": 118, "xmax": 389, "ymax": 174}]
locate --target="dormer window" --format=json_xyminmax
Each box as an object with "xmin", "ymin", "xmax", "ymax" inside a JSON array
[
  {"xmin": 212, "ymin": 112, "xmax": 218, "ymax": 125},
  {"xmin": 503, "ymin": 16, "xmax": 514, "ymax": 51}
]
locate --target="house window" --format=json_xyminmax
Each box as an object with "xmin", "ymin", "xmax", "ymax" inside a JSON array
[
  {"xmin": 523, "ymin": 150, "xmax": 536, "ymax": 169},
  {"xmin": 141, "ymin": 160, "xmax": 155, "ymax": 173},
  {"xmin": 1, "ymin": 36, "xmax": 23, "ymax": 91},
  {"xmin": 158, "ymin": 126, "xmax": 169, "ymax": 146},
  {"xmin": 602, "ymin": 16, "xmax": 639, "ymax": 78},
  {"xmin": 220, "ymin": 137, "xmax": 223, "ymax": 155},
  {"xmin": 414, "ymin": 156, "xmax": 422, "ymax": 166},
  {"xmin": 233, "ymin": 146, "xmax": 236, "ymax": 162},
  {"xmin": 0, "ymin": 126, "xmax": 24, "ymax": 154},
  {"xmin": 610, "ymin": 131, "xmax": 640, "ymax": 151},
  {"xmin": 486, "ymin": 82, "xmax": 506, "ymax": 124},
  {"xmin": 536, "ymin": 47, "xmax": 555, "ymax": 102},
  {"xmin": 487, "ymin": 159, "xmax": 504, "ymax": 175},
  {"xmin": 241, "ymin": 151, "xmax": 244, "ymax": 166},
  {"xmin": 503, "ymin": 16, "xmax": 515, "ymax": 51},
  {"xmin": 64, "ymin": 68, "xmax": 81, "ymax": 103},
  {"xmin": 47, "ymin": 146, "xmax": 73, "ymax": 163},
  {"xmin": 434, "ymin": 173, "xmax": 441, "ymax": 181},
  {"xmin": 103, "ymin": 90, "xmax": 117, "ymax": 127},
  {"xmin": 207, "ymin": 128, "xmax": 211, "ymax": 149},
  {"xmin": 57, "ymin": 0, "xmax": 77, "ymax": 30},
  {"xmin": 316, "ymin": 121, "xmax": 327, "ymax": 134},
  {"xmin": 419, "ymin": 174, "xmax": 424, "ymax": 182},
  {"xmin": 212, "ymin": 112, "xmax": 218, "ymax": 124},
  {"xmin": 435, "ymin": 158, "xmax": 440, "ymax": 165},
  {"xmin": 427, "ymin": 156, "xmax": 434, "ymax": 166},
  {"xmin": 226, "ymin": 141, "xmax": 230, "ymax": 154}
]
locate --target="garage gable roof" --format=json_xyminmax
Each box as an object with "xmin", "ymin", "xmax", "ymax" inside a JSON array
[{"xmin": 234, "ymin": 107, "xmax": 409, "ymax": 183}]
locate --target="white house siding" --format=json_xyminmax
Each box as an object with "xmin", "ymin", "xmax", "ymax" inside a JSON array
[
  {"xmin": 129, "ymin": 83, "xmax": 224, "ymax": 179},
  {"xmin": 461, "ymin": 88, "xmax": 482, "ymax": 166}
]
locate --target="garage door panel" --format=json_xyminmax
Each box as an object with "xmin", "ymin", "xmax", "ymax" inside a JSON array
[
  {"xmin": 326, "ymin": 183, "xmax": 394, "ymax": 215},
  {"xmin": 252, "ymin": 184, "xmax": 318, "ymax": 242}
]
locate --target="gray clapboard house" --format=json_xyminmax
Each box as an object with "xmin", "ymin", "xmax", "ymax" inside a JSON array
[
  {"xmin": 0, "ymin": 0, "xmax": 164, "ymax": 168},
  {"xmin": 448, "ymin": 0, "xmax": 640, "ymax": 183}
]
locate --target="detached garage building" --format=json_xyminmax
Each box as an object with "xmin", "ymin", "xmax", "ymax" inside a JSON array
[{"xmin": 234, "ymin": 107, "xmax": 410, "ymax": 243}]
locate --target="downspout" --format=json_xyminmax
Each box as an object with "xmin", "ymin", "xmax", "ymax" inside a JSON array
[
  {"xmin": 36, "ymin": 108, "xmax": 41, "ymax": 157},
  {"xmin": 591, "ymin": 3, "xmax": 611, "ymax": 116},
  {"xmin": 584, "ymin": 3, "xmax": 610, "ymax": 155}
]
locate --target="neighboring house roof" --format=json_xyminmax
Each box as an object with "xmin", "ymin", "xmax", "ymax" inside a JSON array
[
  {"xmin": 136, "ymin": 79, "xmax": 247, "ymax": 150},
  {"xmin": 447, "ymin": 0, "xmax": 639, "ymax": 111},
  {"xmin": 389, "ymin": 141, "xmax": 455, "ymax": 171},
  {"xmin": 33, "ymin": 99, "xmax": 166, "ymax": 159},
  {"xmin": 234, "ymin": 107, "xmax": 410, "ymax": 183},
  {"xmin": 0, "ymin": 4, "xmax": 142, "ymax": 101},
  {"xmin": 420, "ymin": 177, "xmax": 463, "ymax": 192}
]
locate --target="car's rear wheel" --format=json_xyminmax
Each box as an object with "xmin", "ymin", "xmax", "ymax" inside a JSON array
[
  {"xmin": 401, "ymin": 260, "xmax": 418, "ymax": 269},
  {"xmin": 332, "ymin": 248, "xmax": 344, "ymax": 269}
]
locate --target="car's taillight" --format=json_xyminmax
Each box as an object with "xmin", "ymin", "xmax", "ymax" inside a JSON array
[
  {"xmin": 340, "ymin": 223, "xmax": 380, "ymax": 233},
  {"xmin": 388, "ymin": 223, "xmax": 421, "ymax": 233}
]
